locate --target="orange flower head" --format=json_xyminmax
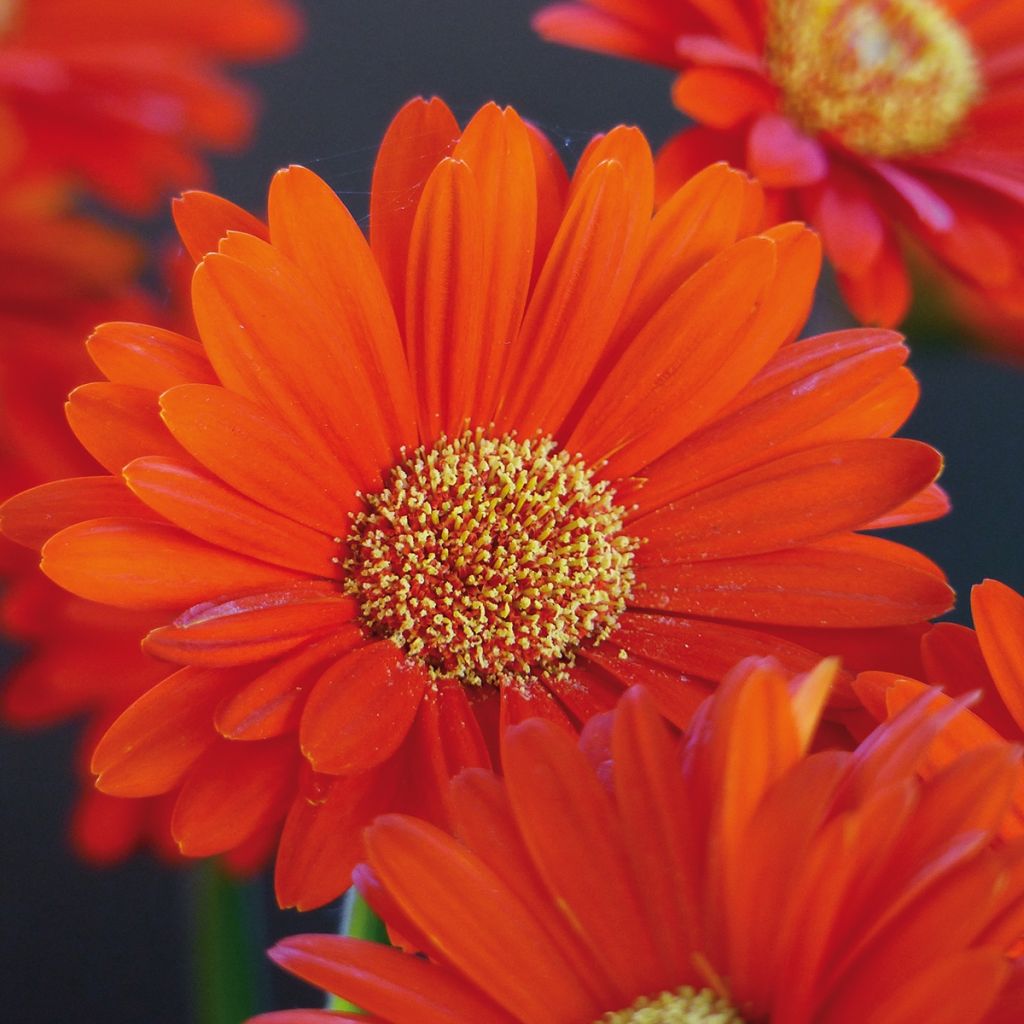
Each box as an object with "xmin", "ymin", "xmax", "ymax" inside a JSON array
[
  {"xmin": 0, "ymin": 0, "xmax": 303, "ymax": 212},
  {"xmin": 534, "ymin": 0, "xmax": 1024, "ymax": 329},
  {"xmin": 858, "ymin": 578, "xmax": 1024, "ymax": 838},
  {"xmin": 1, "ymin": 98, "xmax": 953, "ymax": 908},
  {"xmin": 258, "ymin": 666, "xmax": 1024, "ymax": 1024}
]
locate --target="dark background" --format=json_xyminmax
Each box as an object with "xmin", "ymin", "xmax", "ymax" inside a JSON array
[{"xmin": 2, "ymin": 1, "xmax": 1023, "ymax": 1021}]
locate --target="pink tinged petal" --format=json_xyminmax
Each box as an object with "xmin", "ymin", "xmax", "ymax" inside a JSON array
[
  {"xmin": 809, "ymin": 173, "xmax": 885, "ymax": 275},
  {"xmin": 214, "ymin": 628, "xmax": 368, "ymax": 741},
  {"xmin": 144, "ymin": 586, "xmax": 359, "ymax": 667},
  {"xmin": 300, "ymin": 641, "xmax": 429, "ymax": 775},
  {"xmin": 502, "ymin": 719, "xmax": 665, "ymax": 1002},
  {"xmin": 675, "ymin": 33, "xmax": 766, "ymax": 72},
  {"xmin": 0, "ymin": 476, "xmax": 155, "ymax": 550},
  {"xmin": 171, "ymin": 737, "xmax": 297, "ymax": 856},
  {"xmin": 867, "ymin": 159, "xmax": 954, "ymax": 232},
  {"xmin": 159, "ymin": 383, "xmax": 361, "ymax": 534},
  {"xmin": 864, "ymin": 483, "xmax": 950, "ymax": 529},
  {"xmin": 747, "ymin": 114, "xmax": 828, "ymax": 188},
  {"xmin": 268, "ymin": 935, "xmax": 516, "ymax": 1024},
  {"xmin": 365, "ymin": 813, "xmax": 602, "ymax": 1024},
  {"xmin": 91, "ymin": 666, "xmax": 241, "ymax": 797},
  {"xmin": 41, "ymin": 517, "xmax": 305, "ymax": 610}
]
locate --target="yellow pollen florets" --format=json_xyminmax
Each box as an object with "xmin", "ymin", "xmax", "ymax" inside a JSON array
[
  {"xmin": 597, "ymin": 986, "xmax": 746, "ymax": 1024},
  {"xmin": 345, "ymin": 430, "xmax": 637, "ymax": 688},
  {"xmin": 766, "ymin": 0, "xmax": 981, "ymax": 157}
]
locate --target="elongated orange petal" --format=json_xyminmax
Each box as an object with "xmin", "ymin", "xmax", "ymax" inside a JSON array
[
  {"xmin": 124, "ymin": 456, "xmax": 338, "ymax": 575},
  {"xmin": 1, "ymin": 476, "xmax": 154, "ymax": 550},
  {"xmin": 86, "ymin": 322, "xmax": 217, "ymax": 390},
  {"xmin": 172, "ymin": 189, "xmax": 268, "ymax": 262},
  {"xmin": 633, "ymin": 439, "xmax": 940, "ymax": 562},
  {"xmin": 159, "ymin": 383, "xmax": 361, "ymax": 534},
  {"xmin": 268, "ymin": 935, "xmax": 516, "ymax": 1024},
  {"xmin": 973, "ymin": 580, "xmax": 1024, "ymax": 732},
  {"xmin": 370, "ymin": 96, "xmax": 460, "ymax": 327},
  {"xmin": 42, "ymin": 518, "xmax": 305, "ymax": 609}
]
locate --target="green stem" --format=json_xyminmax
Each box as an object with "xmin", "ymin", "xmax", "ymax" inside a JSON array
[
  {"xmin": 190, "ymin": 861, "xmax": 265, "ymax": 1024},
  {"xmin": 327, "ymin": 888, "xmax": 389, "ymax": 1012}
]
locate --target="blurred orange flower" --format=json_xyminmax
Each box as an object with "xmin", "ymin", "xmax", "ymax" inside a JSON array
[
  {"xmin": 535, "ymin": 0, "xmax": 1024, "ymax": 328},
  {"xmin": 2, "ymin": 98, "xmax": 951, "ymax": 908},
  {"xmin": 259, "ymin": 667, "xmax": 1024, "ymax": 1024},
  {"xmin": 857, "ymin": 579, "xmax": 1024, "ymax": 838},
  {"xmin": 0, "ymin": 0, "xmax": 303, "ymax": 212}
]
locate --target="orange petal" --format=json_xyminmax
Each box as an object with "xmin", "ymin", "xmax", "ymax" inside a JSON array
[
  {"xmin": 973, "ymin": 580, "xmax": 1024, "ymax": 733},
  {"xmin": 86, "ymin": 321, "xmax": 216, "ymax": 390},
  {"xmin": 633, "ymin": 439, "xmax": 941, "ymax": 562},
  {"xmin": 172, "ymin": 189, "xmax": 268, "ymax": 263},
  {"xmin": 635, "ymin": 535, "xmax": 952, "ymax": 627},
  {"xmin": 671, "ymin": 67, "xmax": 775, "ymax": 128},
  {"xmin": 159, "ymin": 383, "xmax": 361, "ymax": 534},
  {"xmin": 193, "ymin": 246, "xmax": 393, "ymax": 489},
  {"xmin": 404, "ymin": 157, "xmax": 485, "ymax": 435},
  {"xmin": 172, "ymin": 737, "xmax": 296, "ymax": 856},
  {"xmin": 42, "ymin": 517, "xmax": 305, "ymax": 610},
  {"xmin": 499, "ymin": 155, "xmax": 649, "ymax": 435},
  {"xmin": 268, "ymin": 934, "xmax": 515, "ymax": 1024},
  {"xmin": 570, "ymin": 235, "xmax": 778, "ymax": 474},
  {"xmin": 370, "ymin": 96, "xmax": 461, "ymax": 329},
  {"xmin": 452, "ymin": 104, "xmax": 538, "ymax": 420},
  {"xmin": 1, "ymin": 476, "xmax": 154, "ymax": 550},
  {"xmin": 66, "ymin": 382, "xmax": 188, "ymax": 475},
  {"xmin": 300, "ymin": 642, "xmax": 429, "ymax": 775},
  {"xmin": 267, "ymin": 165, "xmax": 417, "ymax": 455},
  {"xmin": 124, "ymin": 456, "xmax": 338, "ymax": 575},
  {"xmin": 213, "ymin": 628, "xmax": 366, "ymax": 741},
  {"xmin": 365, "ymin": 812, "xmax": 602, "ymax": 1021},
  {"xmin": 91, "ymin": 666, "xmax": 238, "ymax": 797},
  {"xmin": 275, "ymin": 766, "xmax": 401, "ymax": 911}
]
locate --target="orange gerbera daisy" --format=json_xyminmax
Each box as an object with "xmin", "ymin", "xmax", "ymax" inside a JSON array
[
  {"xmin": 258, "ymin": 666, "xmax": 1024, "ymax": 1024},
  {"xmin": 857, "ymin": 579, "xmax": 1024, "ymax": 837},
  {"xmin": 1, "ymin": 98, "xmax": 952, "ymax": 909},
  {"xmin": 534, "ymin": 0, "xmax": 1024, "ymax": 328},
  {"xmin": 0, "ymin": 0, "xmax": 302, "ymax": 212}
]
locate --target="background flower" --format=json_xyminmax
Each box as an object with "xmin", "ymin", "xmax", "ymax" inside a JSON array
[
  {"xmin": 534, "ymin": 0, "xmax": 1024, "ymax": 329},
  {"xmin": 0, "ymin": 0, "xmax": 303, "ymax": 212}
]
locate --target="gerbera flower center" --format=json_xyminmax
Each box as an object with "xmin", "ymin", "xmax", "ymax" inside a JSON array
[
  {"xmin": 597, "ymin": 986, "xmax": 746, "ymax": 1024},
  {"xmin": 344, "ymin": 429, "xmax": 637, "ymax": 688},
  {"xmin": 766, "ymin": 0, "xmax": 981, "ymax": 157}
]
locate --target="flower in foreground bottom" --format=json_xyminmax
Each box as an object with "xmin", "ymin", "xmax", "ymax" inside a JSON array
[
  {"xmin": 260, "ymin": 664, "xmax": 1024, "ymax": 1024},
  {"xmin": 1, "ymin": 97, "xmax": 951, "ymax": 908}
]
